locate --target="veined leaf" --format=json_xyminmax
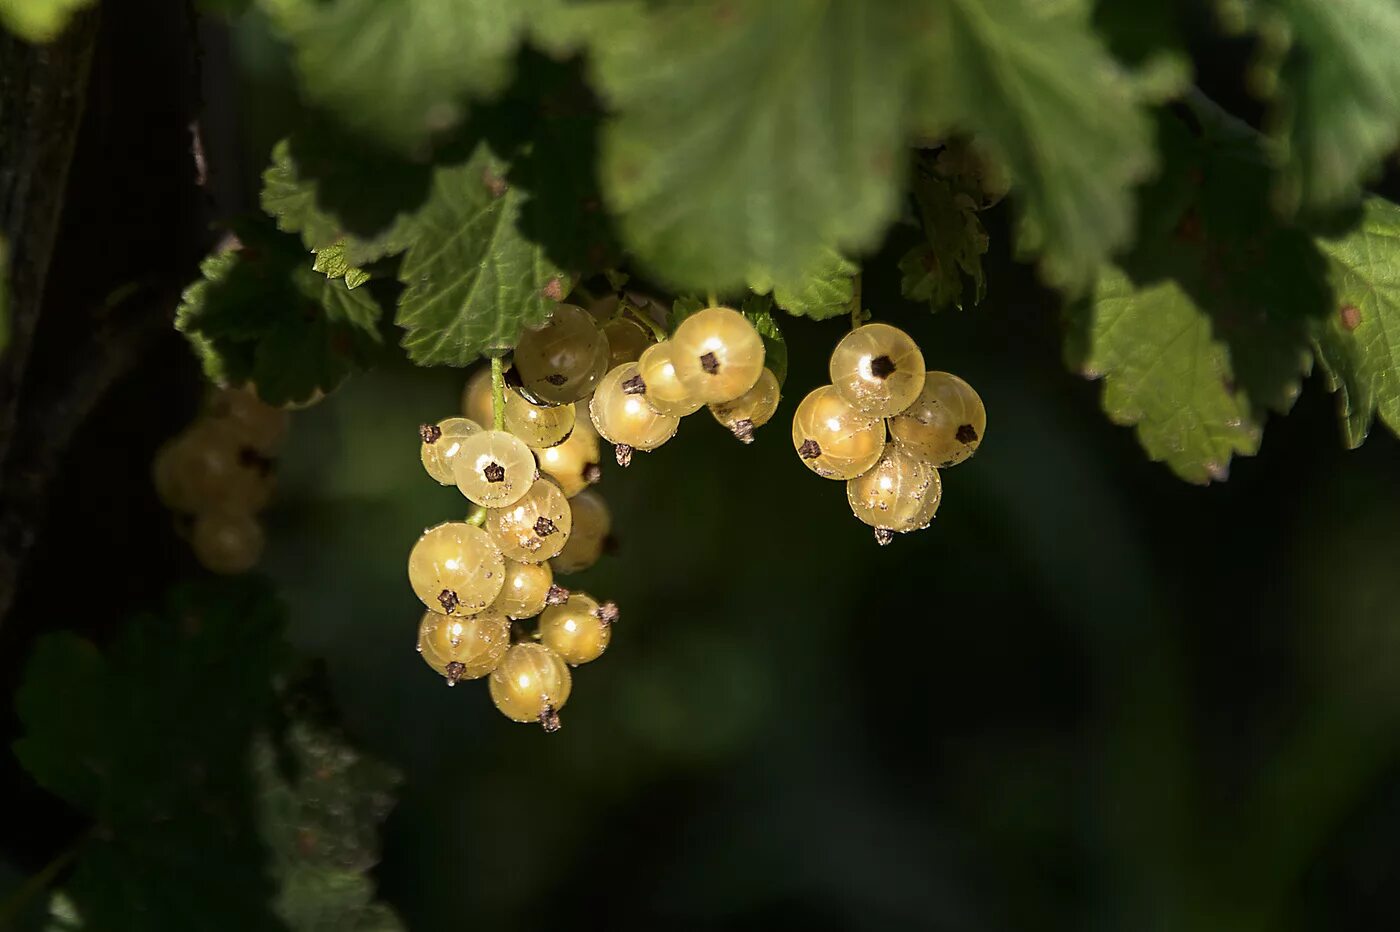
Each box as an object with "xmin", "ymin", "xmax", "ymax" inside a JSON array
[
  {"xmin": 258, "ymin": 0, "xmax": 551, "ymax": 153},
  {"xmin": 1065, "ymin": 267, "xmax": 1262, "ymax": 484},
  {"xmin": 394, "ymin": 145, "xmax": 565, "ymax": 366},
  {"xmin": 593, "ymin": 0, "xmax": 911, "ymax": 291},
  {"xmin": 176, "ymin": 222, "xmax": 384, "ymax": 406},
  {"xmin": 917, "ymin": 0, "xmax": 1155, "ymax": 291},
  {"xmin": 900, "ymin": 157, "xmax": 989, "ymax": 312},
  {"xmin": 1315, "ymin": 197, "xmax": 1400, "ymax": 447},
  {"xmin": 739, "ymin": 293, "xmax": 787, "ymax": 387},
  {"xmin": 1236, "ymin": 0, "xmax": 1400, "ymax": 213},
  {"xmin": 749, "ymin": 248, "xmax": 857, "ymax": 322}
]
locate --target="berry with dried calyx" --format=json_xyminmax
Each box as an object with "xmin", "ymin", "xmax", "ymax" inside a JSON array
[
  {"xmin": 887, "ymin": 371, "xmax": 986, "ymax": 467},
  {"xmin": 407, "ymin": 521, "xmax": 505, "ymax": 615},
  {"xmin": 846, "ymin": 443, "xmax": 943, "ymax": 539},
  {"xmin": 791, "ymin": 385, "xmax": 886, "ymax": 480},
  {"xmin": 419, "ymin": 416, "xmax": 482, "ymax": 485},
  {"xmin": 709, "ymin": 366, "xmax": 781, "ymax": 442},
  {"xmin": 513, "ymin": 304, "xmax": 610, "ymax": 404},
  {"xmin": 485, "ymin": 478, "xmax": 573, "ymax": 563},
  {"xmin": 637, "ymin": 342, "xmax": 704, "ymax": 416},
  {"xmin": 453, "ymin": 430, "xmax": 536, "ymax": 507},
  {"xmin": 829, "ymin": 323, "xmax": 926, "ymax": 417},
  {"xmin": 417, "ymin": 608, "xmax": 511, "ymax": 683},
  {"xmin": 669, "ymin": 306, "xmax": 765, "ymax": 404},
  {"xmin": 538, "ymin": 593, "xmax": 612, "ymax": 666},
  {"xmin": 589, "ymin": 362, "xmax": 679, "ymax": 459},
  {"xmin": 489, "ymin": 642, "xmax": 573, "ymax": 727}
]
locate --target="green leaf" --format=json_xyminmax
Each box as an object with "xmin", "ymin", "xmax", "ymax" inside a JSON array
[
  {"xmin": 593, "ymin": 0, "xmax": 911, "ymax": 291},
  {"xmin": 258, "ymin": 0, "xmax": 549, "ymax": 153},
  {"xmin": 1237, "ymin": 0, "xmax": 1400, "ymax": 213},
  {"xmin": 1067, "ymin": 105, "xmax": 1333, "ymax": 482},
  {"xmin": 260, "ymin": 138, "xmax": 418, "ymax": 284},
  {"xmin": 0, "ymin": 0, "xmax": 92, "ymax": 42},
  {"xmin": 1315, "ymin": 197, "xmax": 1400, "ymax": 448},
  {"xmin": 1065, "ymin": 267, "xmax": 1263, "ymax": 484},
  {"xmin": 899, "ymin": 155, "xmax": 989, "ymax": 312},
  {"xmin": 739, "ymin": 293, "xmax": 787, "ymax": 387},
  {"xmin": 254, "ymin": 718, "xmax": 403, "ymax": 931},
  {"xmin": 176, "ymin": 221, "xmax": 384, "ymax": 406},
  {"xmin": 749, "ymin": 248, "xmax": 857, "ymax": 322},
  {"xmin": 13, "ymin": 581, "xmax": 291, "ymax": 930},
  {"xmin": 467, "ymin": 49, "xmax": 621, "ymax": 275},
  {"xmin": 394, "ymin": 144, "xmax": 565, "ymax": 366},
  {"xmin": 916, "ymin": 0, "xmax": 1155, "ymax": 291}
]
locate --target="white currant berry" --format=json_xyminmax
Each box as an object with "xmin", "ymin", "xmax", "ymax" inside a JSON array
[
  {"xmin": 670, "ymin": 306, "xmax": 765, "ymax": 403},
  {"xmin": 485, "ymin": 478, "xmax": 573, "ymax": 563},
  {"xmin": 503, "ymin": 389, "xmax": 575, "ymax": 448},
  {"xmin": 417, "ymin": 608, "xmax": 511, "ymax": 683},
  {"xmin": 551, "ymin": 489, "xmax": 611, "ymax": 574},
  {"xmin": 461, "ymin": 366, "xmax": 495, "ymax": 426},
  {"xmin": 419, "ymin": 417, "xmax": 482, "ymax": 485},
  {"xmin": 513, "ymin": 304, "xmax": 610, "ymax": 405},
  {"xmin": 538, "ymin": 593, "xmax": 613, "ymax": 666},
  {"xmin": 492, "ymin": 559, "xmax": 560, "ymax": 619},
  {"xmin": 191, "ymin": 510, "xmax": 265, "ymax": 574},
  {"xmin": 601, "ymin": 317, "xmax": 653, "ymax": 369},
  {"xmin": 636, "ymin": 342, "xmax": 704, "ymax": 416},
  {"xmin": 589, "ymin": 362, "xmax": 679, "ymax": 460},
  {"xmin": 534, "ymin": 417, "xmax": 602, "ymax": 497},
  {"xmin": 407, "ymin": 521, "xmax": 505, "ymax": 615},
  {"xmin": 829, "ymin": 323, "xmax": 926, "ymax": 417},
  {"xmin": 791, "ymin": 384, "xmax": 886, "ymax": 479},
  {"xmin": 887, "ymin": 371, "xmax": 986, "ymax": 467},
  {"xmin": 155, "ymin": 423, "xmax": 274, "ymax": 513},
  {"xmin": 207, "ymin": 386, "xmax": 288, "ymax": 454},
  {"xmin": 846, "ymin": 444, "xmax": 943, "ymax": 540},
  {"xmin": 453, "ymin": 430, "xmax": 536, "ymax": 507},
  {"xmin": 709, "ymin": 366, "xmax": 781, "ymax": 442},
  {"xmin": 489, "ymin": 642, "xmax": 572, "ymax": 729}
]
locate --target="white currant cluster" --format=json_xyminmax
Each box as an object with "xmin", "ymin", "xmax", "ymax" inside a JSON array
[
  {"xmin": 410, "ymin": 303, "xmax": 644, "ymax": 731},
  {"xmin": 792, "ymin": 322, "xmax": 986, "ymax": 544},
  {"xmin": 153, "ymin": 386, "xmax": 288, "ymax": 573},
  {"xmin": 588, "ymin": 303, "xmax": 780, "ymax": 462}
]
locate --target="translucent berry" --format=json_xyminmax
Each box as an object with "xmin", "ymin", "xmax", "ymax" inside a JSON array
[
  {"xmin": 513, "ymin": 304, "xmax": 610, "ymax": 404},
  {"xmin": 461, "ymin": 366, "xmax": 495, "ymax": 426},
  {"xmin": 485, "ymin": 478, "xmax": 573, "ymax": 563},
  {"xmin": 489, "ymin": 642, "xmax": 572, "ymax": 727},
  {"xmin": 492, "ymin": 559, "xmax": 556, "ymax": 619},
  {"xmin": 670, "ymin": 306, "xmax": 765, "ymax": 403},
  {"xmin": 503, "ymin": 389, "xmax": 575, "ymax": 448},
  {"xmin": 829, "ymin": 323, "xmax": 926, "ymax": 417},
  {"xmin": 589, "ymin": 363, "xmax": 679, "ymax": 455},
  {"xmin": 191, "ymin": 510, "xmax": 264, "ymax": 574},
  {"xmin": 551, "ymin": 490, "xmax": 611, "ymax": 575},
  {"xmin": 207, "ymin": 386, "xmax": 288, "ymax": 454},
  {"xmin": 791, "ymin": 385, "xmax": 886, "ymax": 479},
  {"xmin": 887, "ymin": 371, "xmax": 986, "ymax": 467},
  {"xmin": 602, "ymin": 317, "xmax": 653, "ymax": 369},
  {"xmin": 538, "ymin": 593, "xmax": 612, "ymax": 666},
  {"xmin": 709, "ymin": 367, "xmax": 781, "ymax": 442},
  {"xmin": 407, "ymin": 521, "xmax": 505, "ymax": 615},
  {"xmin": 846, "ymin": 444, "xmax": 943, "ymax": 537},
  {"xmin": 636, "ymin": 342, "xmax": 704, "ymax": 416},
  {"xmin": 156, "ymin": 423, "xmax": 274, "ymax": 513},
  {"xmin": 534, "ymin": 417, "xmax": 602, "ymax": 497},
  {"xmin": 453, "ymin": 430, "xmax": 536, "ymax": 507},
  {"xmin": 419, "ymin": 417, "xmax": 482, "ymax": 485},
  {"xmin": 417, "ymin": 608, "xmax": 510, "ymax": 683}
]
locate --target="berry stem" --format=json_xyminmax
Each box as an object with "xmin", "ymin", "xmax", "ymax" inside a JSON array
[
  {"xmin": 490, "ymin": 356, "xmax": 506, "ymax": 431},
  {"xmin": 465, "ymin": 505, "xmax": 487, "ymax": 527},
  {"xmin": 849, "ymin": 272, "xmax": 864, "ymax": 330},
  {"xmin": 706, "ymin": 289, "xmax": 718, "ymax": 307},
  {"xmin": 623, "ymin": 301, "xmax": 668, "ymax": 342}
]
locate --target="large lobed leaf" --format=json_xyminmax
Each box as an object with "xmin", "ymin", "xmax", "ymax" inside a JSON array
[
  {"xmin": 254, "ymin": 718, "xmax": 404, "ymax": 931},
  {"xmin": 591, "ymin": 0, "xmax": 911, "ymax": 292},
  {"xmin": 394, "ymin": 144, "xmax": 566, "ymax": 366},
  {"xmin": 1066, "ymin": 267, "xmax": 1263, "ymax": 484},
  {"xmin": 1315, "ymin": 197, "xmax": 1400, "ymax": 448},
  {"xmin": 13, "ymin": 582, "xmax": 291, "ymax": 930},
  {"xmin": 917, "ymin": 0, "xmax": 1155, "ymax": 292},
  {"xmin": 1235, "ymin": 0, "xmax": 1400, "ymax": 214},
  {"xmin": 175, "ymin": 222, "xmax": 384, "ymax": 406},
  {"xmin": 258, "ymin": 0, "xmax": 551, "ymax": 154},
  {"xmin": 1065, "ymin": 106, "xmax": 1332, "ymax": 483}
]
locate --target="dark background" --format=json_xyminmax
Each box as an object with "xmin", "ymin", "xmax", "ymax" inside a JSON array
[{"xmin": 3, "ymin": 4, "xmax": 1400, "ymax": 930}]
